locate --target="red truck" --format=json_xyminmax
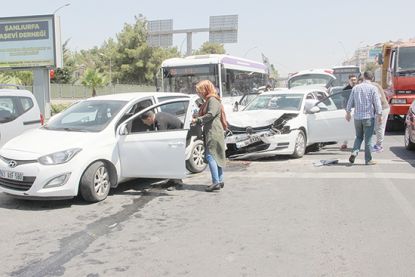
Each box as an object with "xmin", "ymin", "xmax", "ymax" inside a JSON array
[{"xmin": 378, "ymin": 41, "xmax": 415, "ymax": 131}]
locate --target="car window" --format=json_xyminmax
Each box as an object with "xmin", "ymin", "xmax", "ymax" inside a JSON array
[
  {"xmin": 316, "ymin": 93, "xmax": 343, "ymax": 111},
  {"xmin": 46, "ymin": 100, "xmax": 127, "ymax": 132},
  {"xmin": 19, "ymin": 97, "xmax": 34, "ymax": 112},
  {"xmin": 245, "ymin": 94, "xmax": 303, "ymax": 111},
  {"xmin": 0, "ymin": 96, "xmax": 18, "ymax": 123},
  {"xmin": 132, "ymin": 100, "xmax": 189, "ymax": 133}
]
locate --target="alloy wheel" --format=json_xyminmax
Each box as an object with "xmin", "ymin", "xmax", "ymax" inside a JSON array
[{"xmin": 94, "ymin": 166, "xmax": 110, "ymax": 197}]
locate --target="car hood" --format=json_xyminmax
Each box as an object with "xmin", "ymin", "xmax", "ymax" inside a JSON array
[
  {"xmin": 227, "ymin": 110, "xmax": 298, "ymax": 128},
  {"xmin": 0, "ymin": 128, "xmax": 99, "ymax": 159}
]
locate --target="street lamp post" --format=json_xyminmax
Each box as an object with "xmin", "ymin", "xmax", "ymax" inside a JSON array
[
  {"xmin": 244, "ymin": 46, "xmax": 258, "ymax": 58},
  {"xmin": 52, "ymin": 3, "xmax": 71, "ymax": 14}
]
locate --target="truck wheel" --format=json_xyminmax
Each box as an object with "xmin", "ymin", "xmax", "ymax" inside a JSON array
[
  {"xmin": 404, "ymin": 125, "xmax": 415, "ymax": 150},
  {"xmin": 291, "ymin": 130, "xmax": 306, "ymax": 158},
  {"xmin": 186, "ymin": 140, "xmax": 207, "ymax": 173},
  {"xmin": 80, "ymin": 161, "xmax": 111, "ymax": 202}
]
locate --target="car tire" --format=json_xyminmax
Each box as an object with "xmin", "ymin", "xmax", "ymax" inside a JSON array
[
  {"xmin": 291, "ymin": 130, "xmax": 306, "ymax": 158},
  {"xmin": 404, "ymin": 124, "xmax": 415, "ymax": 150},
  {"xmin": 186, "ymin": 139, "xmax": 207, "ymax": 173},
  {"xmin": 80, "ymin": 161, "xmax": 111, "ymax": 202}
]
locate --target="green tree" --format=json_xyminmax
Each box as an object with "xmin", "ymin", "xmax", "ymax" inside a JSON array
[
  {"xmin": 364, "ymin": 62, "xmax": 379, "ymax": 73},
  {"xmin": 0, "ymin": 73, "xmax": 22, "ymax": 85},
  {"xmin": 52, "ymin": 39, "xmax": 75, "ymax": 84},
  {"xmin": 193, "ymin": 42, "xmax": 226, "ymax": 55},
  {"xmin": 81, "ymin": 68, "xmax": 108, "ymax": 97}
]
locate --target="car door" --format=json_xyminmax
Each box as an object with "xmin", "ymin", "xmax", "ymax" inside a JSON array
[
  {"xmin": 307, "ymin": 92, "xmax": 355, "ymax": 144},
  {"xmin": 117, "ymin": 98, "xmax": 191, "ymax": 179},
  {"xmin": 0, "ymin": 96, "xmax": 24, "ymax": 147}
]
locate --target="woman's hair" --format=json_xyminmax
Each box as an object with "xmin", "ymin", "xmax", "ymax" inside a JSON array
[{"xmin": 195, "ymin": 80, "xmax": 217, "ymax": 99}]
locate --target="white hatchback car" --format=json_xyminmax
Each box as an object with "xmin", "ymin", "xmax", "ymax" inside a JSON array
[
  {"xmin": 225, "ymin": 88, "xmax": 355, "ymax": 159},
  {"xmin": 0, "ymin": 88, "xmax": 43, "ymax": 148},
  {"xmin": 0, "ymin": 92, "xmax": 205, "ymax": 202}
]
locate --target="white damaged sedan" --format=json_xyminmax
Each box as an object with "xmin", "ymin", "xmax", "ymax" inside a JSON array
[
  {"xmin": 0, "ymin": 92, "xmax": 205, "ymax": 202},
  {"xmin": 225, "ymin": 88, "xmax": 355, "ymax": 159}
]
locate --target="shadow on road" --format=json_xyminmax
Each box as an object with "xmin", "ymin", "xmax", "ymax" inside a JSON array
[
  {"xmin": 0, "ymin": 178, "xmax": 168, "ymax": 210},
  {"xmin": 389, "ymin": 146, "xmax": 415, "ymax": 168}
]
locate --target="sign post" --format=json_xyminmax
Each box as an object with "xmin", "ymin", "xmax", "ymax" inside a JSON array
[{"xmin": 0, "ymin": 14, "xmax": 62, "ymax": 119}]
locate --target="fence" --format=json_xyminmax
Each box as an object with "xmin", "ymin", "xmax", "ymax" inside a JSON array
[{"xmin": 50, "ymin": 84, "xmax": 157, "ymax": 99}]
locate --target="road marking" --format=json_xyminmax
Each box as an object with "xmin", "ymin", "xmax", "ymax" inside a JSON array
[{"xmin": 225, "ymin": 171, "xmax": 415, "ymax": 179}]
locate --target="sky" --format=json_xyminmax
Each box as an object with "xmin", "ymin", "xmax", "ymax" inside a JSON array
[{"xmin": 1, "ymin": 0, "xmax": 414, "ymax": 77}]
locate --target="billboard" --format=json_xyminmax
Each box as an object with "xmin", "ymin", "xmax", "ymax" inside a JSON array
[
  {"xmin": 0, "ymin": 15, "xmax": 61, "ymax": 69},
  {"xmin": 209, "ymin": 15, "xmax": 238, "ymax": 43},
  {"xmin": 147, "ymin": 19, "xmax": 173, "ymax": 48}
]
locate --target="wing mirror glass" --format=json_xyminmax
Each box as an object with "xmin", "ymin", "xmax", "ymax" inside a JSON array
[
  {"xmin": 119, "ymin": 124, "xmax": 129, "ymax": 136},
  {"xmin": 309, "ymin": 106, "xmax": 320, "ymax": 114}
]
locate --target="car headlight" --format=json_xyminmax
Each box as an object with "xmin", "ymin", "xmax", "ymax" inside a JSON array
[{"xmin": 38, "ymin": 148, "xmax": 82, "ymax": 165}]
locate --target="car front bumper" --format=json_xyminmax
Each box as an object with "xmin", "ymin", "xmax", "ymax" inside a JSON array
[
  {"xmin": 0, "ymin": 159, "xmax": 82, "ymax": 198},
  {"xmin": 225, "ymin": 130, "xmax": 300, "ymax": 159}
]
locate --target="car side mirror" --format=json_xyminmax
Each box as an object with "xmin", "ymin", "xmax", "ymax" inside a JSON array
[
  {"xmin": 119, "ymin": 124, "xmax": 129, "ymax": 136},
  {"xmin": 309, "ymin": 106, "xmax": 320, "ymax": 114},
  {"xmin": 233, "ymin": 101, "xmax": 239, "ymax": 112}
]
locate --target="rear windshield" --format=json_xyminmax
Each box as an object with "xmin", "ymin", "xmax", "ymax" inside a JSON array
[{"xmin": 288, "ymin": 74, "xmax": 334, "ymax": 89}]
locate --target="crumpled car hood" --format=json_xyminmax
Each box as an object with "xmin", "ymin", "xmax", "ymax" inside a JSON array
[{"xmin": 227, "ymin": 110, "xmax": 298, "ymax": 128}]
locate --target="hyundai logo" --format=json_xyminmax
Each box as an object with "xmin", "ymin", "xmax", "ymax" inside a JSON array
[
  {"xmin": 8, "ymin": 160, "xmax": 17, "ymax": 168},
  {"xmin": 246, "ymin": 127, "xmax": 254, "ymax": 135}
]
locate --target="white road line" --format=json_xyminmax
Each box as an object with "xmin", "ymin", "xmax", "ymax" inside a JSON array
[{"xmin": 225, "ymin": 171, "xmax": 415, "ymax": 179}]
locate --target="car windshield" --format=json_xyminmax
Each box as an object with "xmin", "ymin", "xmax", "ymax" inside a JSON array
[
  {"xmin": 244, "ymin": 93, "xmax": 303, "ymax": 111},
  {"xmin": 45, "ymin": 100, "xmax": 127, "ymax": 132},
  {"xmin": 288, "ymin": 74, "xmax": 334, "ymax": 88}
]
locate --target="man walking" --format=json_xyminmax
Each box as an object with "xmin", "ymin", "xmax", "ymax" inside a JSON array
[
  {"xmin": 345, "ymin": 71, "xmax": 382, "ymax": 165},
  {"xmin": 340, "ymin": 74, "xmax": 358, "ymax": 150}
]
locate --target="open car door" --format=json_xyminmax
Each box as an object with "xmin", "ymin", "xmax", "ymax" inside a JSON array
[
  {"xmin": 117, "ymin": 98, "xmax": 191, "ymax": 179},
  {"xmin": 307, "ymin": 92, "xmax": 355, "ymax": 144}
]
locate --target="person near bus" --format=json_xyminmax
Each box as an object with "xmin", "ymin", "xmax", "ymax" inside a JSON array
[{"xmin": 192, "ymin": 80, "xmax": 227, "ymax": 192}]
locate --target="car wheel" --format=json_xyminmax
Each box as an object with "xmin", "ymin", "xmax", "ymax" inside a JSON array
[
  {"xmin": 404, "ymin": 124, "xmax": 415, "ymax": 150},
  {"xmin": 80, "ymin": 161, "xmax": 111, "ymax": 202},
  {"xmin": 291, "ymin": 130, "xmax": 306, "ymax": 158},
  {"xmin": 186, "ymin": 140, "xmax": 207, "ymax": 173}
]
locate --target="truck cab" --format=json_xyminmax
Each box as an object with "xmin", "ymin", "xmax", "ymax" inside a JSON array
[{"xmin": 379, "ymin": 42, "xmax": 415, "ymax": 130}]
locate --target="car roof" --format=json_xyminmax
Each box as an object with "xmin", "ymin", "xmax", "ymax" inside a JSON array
[
  {"xmin": 0, "ymin": 89, "xmax": 35, "ymax": 97},
  {"xmin": 86, "ymin": 92, "xmax": 190, "ymax": 101},
  {"xmin": 288, "ymin": 69, "xmax": 336, "ymax": 80},
  {"xmin": 261, "ymin": 89, "xmax": 308, "ymax": 96}
]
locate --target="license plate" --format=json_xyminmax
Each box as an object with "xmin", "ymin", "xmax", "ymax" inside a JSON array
[
  {"xmin": 236, "ymin": 136, "xmax": 262, "ymax": 148},
  {"xmin": 0, "ymin": 169, "xmax": 24, "ymax": 181}
]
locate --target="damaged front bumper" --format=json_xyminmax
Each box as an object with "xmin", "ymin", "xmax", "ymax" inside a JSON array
[{"xmin": 225, "ymin": 129, "xmax": 300, "ymax": 159}]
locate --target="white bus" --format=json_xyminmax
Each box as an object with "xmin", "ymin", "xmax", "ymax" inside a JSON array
[{"xmin": 160, "ymin": 54, "xmax": 269, "ymax": 98}]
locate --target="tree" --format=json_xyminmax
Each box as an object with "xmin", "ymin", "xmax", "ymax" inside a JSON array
[
  {"xmin": 364, "ymin": 62, "xmax": 379, "ymax": 73},
  {"xmin": 81, "ymin": 68, "xmax": 108, "ymax": 97},
  {"xmin": 0, "ymin": 73, "xmax": 22, "ymax": 85},
  {"xmin": 52, "ymin": 39, "xmax": 76, "ymax": 84},
  {"xmin": 193, "ymin": 42, "xmax": 226, "ymax": 55}
]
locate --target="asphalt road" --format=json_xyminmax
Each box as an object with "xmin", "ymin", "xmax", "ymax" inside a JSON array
[{"xmin": 1, "ymin": 132, "xmax": 415, "ymax": 277}]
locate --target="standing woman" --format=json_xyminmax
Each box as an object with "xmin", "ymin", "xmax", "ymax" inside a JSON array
[{"xmin": 192, "ymin": 80, "xmax": 227, "ymax": 192}]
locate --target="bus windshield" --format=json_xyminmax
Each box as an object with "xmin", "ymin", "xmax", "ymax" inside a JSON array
[
  {"xmin": 162, "ymin": 64, "xmax": 217, "ymax": 94},
  {"xmin": 332, "ymin": 66, "xmax": 360, "ymax": 86}
]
